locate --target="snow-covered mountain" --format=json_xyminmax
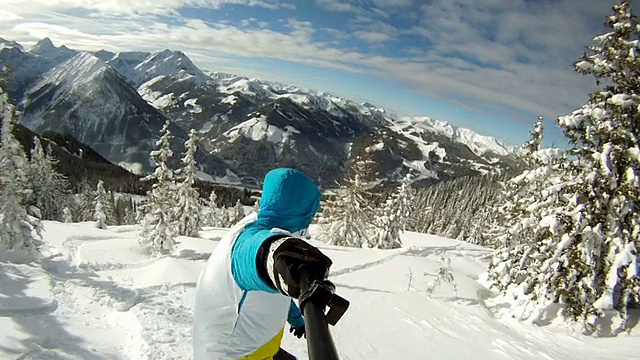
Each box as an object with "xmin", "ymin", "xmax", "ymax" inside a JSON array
[
  {"xmin": 393, "ymin": 117, "xmax": 513, "ymax": 157},
  {"xmin": 6, "ymin": 47, "xmax": 227, "ymax": 177},
  {"xmin": 0, "ymin": 38, "xmax": 77, "ymax": 98},
  {"xmin": 97, "ymin": 49, "xmax": 208, "ymax": 87},
  {"xmin": 1, "ymin": 37, "xmax": 520, "ymax": 187}
]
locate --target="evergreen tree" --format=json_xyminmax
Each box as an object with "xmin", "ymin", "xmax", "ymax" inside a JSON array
[
  {"xmin": 491, "ymin": 118, "xmax": 566, "ymax": 249},
  {"xmin": 0, "ymin": 87, "xmax": 41, "ymax": 255},
  {"xmin": 489, "ymin": 1, "xmax": 640, "ymax": 334},
  {"xmin": 219, "ymin": 206, "xmax": 232, "ymax": 228},
  {"xmin": 122, "ymin": 199, "xmax": 138, "ymax": 225},
  {"xmin": 202, "ymin": 190, "xmax": 222, "ymax": 227},
  {"xmin": 232, "ymin": 199, "xmax": 246, "ymax": 224},
  {"xmin": 320, "ymin": 173, "xmax": 375, "ymax": 248},
  {"xmin": 62, "ymin": 206, "xmax": 74, "ymax": 223},
  {"xmin": 174, "ymin": 129, "xmax": 202, "ymax": 237},
  {"xmin": 94, "ymin": 180, "xmax": 114, "ymax": 229},
  {"xmin": 27, "ymin": 137, "xmax": 70, "ymax": 221},
  {"xmin": 138, "ymin": 120, "xmax": 178, "ymax": 254},
  {"xmin": 371, "ymin": 175, "xmax": 415, "ymax": 249},
  {"xmin": 409, "ymin": 173, "xmax": 506, "ymax": 243},
  {"xmin": 524, "ymin": 116, "xmax": 544, "ymax": 163},
  {"xmin": 78, "ymin": 180, "xmax": 95, "ymax": 221}
]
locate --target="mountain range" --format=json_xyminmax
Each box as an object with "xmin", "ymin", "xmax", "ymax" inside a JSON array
[{"xmin": 0, "ymin": 37, "xmax": 520, "ymax": 188}]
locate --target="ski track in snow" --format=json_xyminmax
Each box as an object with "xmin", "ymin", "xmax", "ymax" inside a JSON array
[
  {"xmin": 1, "ymin": 226, "xmax": 200, "ymax": 359},
  {"xmin": 329, "ymin": 244, "xmax": 488, "ymax": 278},
  {"xmin": 329, "ymin": 249, "xmax": 408, "ymax": 277}
]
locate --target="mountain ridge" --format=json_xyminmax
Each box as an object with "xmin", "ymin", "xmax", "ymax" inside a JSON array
[{"xmin": 0, "ymin": 37, "xmax": 520, "ymax": 188}]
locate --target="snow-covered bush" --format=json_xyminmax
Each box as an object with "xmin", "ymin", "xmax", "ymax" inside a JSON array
[{"xmin": 425, "ymin": 253, "xmax": 457, "ymax": 298}]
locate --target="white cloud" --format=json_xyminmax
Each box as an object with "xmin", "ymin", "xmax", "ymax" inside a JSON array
[
  {"xmin": 0, "ymin": 0, "xmax": 294, "ymax": 16},
  {"xmin": 354, "ymin": 31, "xmax": 392, "ymax": 43},
  {"xmin": 240, "ymin": 17, "xmax": 269, "ymax": 28},
  {"xmin": 0, "ymin": 0, "xmax": 618, "ymax": 123},
  {"xmin": 314, "ymin": 0, "xmax": 359, "ymax": 13},
  {"xmin": 371, "ymin": 0, "xmax": 412, "ymax": 8},
  {"xmin": 0, "ymin": 10, "xmax": 23, "ymax": 22}
]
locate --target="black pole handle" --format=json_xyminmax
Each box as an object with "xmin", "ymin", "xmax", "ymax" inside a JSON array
[{"xmin": 298, "ymin": 267, "xmax": 349, "ymax": 360}]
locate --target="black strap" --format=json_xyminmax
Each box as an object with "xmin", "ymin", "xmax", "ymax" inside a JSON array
[{"xmin": 256, "ymin": 234, "xmax": 288, "ymax": 290}]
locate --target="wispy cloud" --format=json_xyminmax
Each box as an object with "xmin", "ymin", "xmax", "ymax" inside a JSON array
[
  {"xmin": 371, "ymin": 0, "xmax": 412, "ymax": 9},
  {"xmin": 240, "ymin": 17, "xmax": 270, "ymax": 28},
  {"xmin": 353, "ymin": 31, "xmax": 392, "ymax": 43},
  {"xmin": 0, "ymin": 0, "xmax": 618, "ymax": 133},
  {"xmin": 1, "ymin": 0, "xmax": 295, "ymax": 16},
  {"xmin": 314, "ymin": 0, "xmax": 359, "ymax": 13}
]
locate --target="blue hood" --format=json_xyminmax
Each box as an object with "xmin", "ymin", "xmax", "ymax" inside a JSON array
[{"xmin": 256, "ymin": 168, "xmax": 321, "ymax": 233}]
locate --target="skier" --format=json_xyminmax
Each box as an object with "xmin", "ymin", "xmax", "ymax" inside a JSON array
[{"xmin": 193, "ymin": 168, "xmax": 333, "ymax": 359}]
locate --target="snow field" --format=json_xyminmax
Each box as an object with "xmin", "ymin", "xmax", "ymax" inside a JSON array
[{"xmin": 1, "ymin": 223, "xmax": 638, "ymax": 359}]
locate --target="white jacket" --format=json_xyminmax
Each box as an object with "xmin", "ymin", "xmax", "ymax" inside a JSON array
[{"xmin": 193, "ymin": 213, "xmax": 291, "ymax": 359}]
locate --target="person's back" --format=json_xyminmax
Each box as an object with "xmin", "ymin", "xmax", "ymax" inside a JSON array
[{"xmin": 193, "ymin": 168, "xmax": 331, "ymax": 359}]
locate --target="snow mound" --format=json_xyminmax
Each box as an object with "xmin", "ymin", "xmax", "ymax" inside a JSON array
[
  {"xmin": 77, "ymin": 237, "xmax": 152, "ymax": 270},
  {"xmin": 109, "ymin": 257, "xmax": 205, "ymax": 289}
]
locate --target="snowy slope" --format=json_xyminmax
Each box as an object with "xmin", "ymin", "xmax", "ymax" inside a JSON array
[
  {"xmin": 101, "ymin": 49, "xmax": 208, "ymax": 88},
  {"xmin": 1, "ymin": 222, "xmax": 638, "ymax": 359},
  {"xmin": 0, "ymin": 37, "xmax": 77, "ymax": 95},
  {"xmin": 29, "ymin": 37, "xmax": 76, "ymax": 62},
  {"xmin": 393, "ymin": 117, "xmax": 514, "ymax": 158}
]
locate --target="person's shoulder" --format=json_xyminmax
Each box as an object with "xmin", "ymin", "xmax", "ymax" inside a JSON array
[{"xmin": 237, "ymin": 226, "xmax": 285, "ymax": 241}]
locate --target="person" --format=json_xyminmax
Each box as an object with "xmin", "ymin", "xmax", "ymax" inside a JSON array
[{"xmin": 193, "ymin": 168, "xmax": 333, "ymax": 359}]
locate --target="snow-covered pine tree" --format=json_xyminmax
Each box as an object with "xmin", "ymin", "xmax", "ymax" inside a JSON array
[
  {"xmin": 138, "ymin": 120, "xmax": 178, "ymax": 254},
  {"xmin": 253, "ymin": 197, "xmax": 260, "ymax": 212},
  {"xmin": 232, "ymin": 199, "xmax": 246, "ymax": 224},
  {"xmin": 489, "ymin": 1, "xmax": 640, "ymax": 334},
  {"xmin": 62, "ymin": 206, "xmax": 74, "ymax": 223},
  {"xmin": 490, "ymin": 118, "xmax": 565, "ymax": 249},
  {"xmin": 371, "ymin": 174, "xmax": 415, "ymax": 249},
  {"xmin": 77, "ymin": 180, "xmax": 95, "ymax": 221},
  {"xmin": 174, "ymin": 129, "xmax": 202, "ymax": 237},
  {"xmin": 523, "ymin": 117, "xmax": 544, "ymax": 162},
  {"xmin": 0, "ymin": 87, "xmax": 41, "ymax": 256},
  {"xmin": 409, "ymin": 174, "xmax": 505, "ymax": 242},
  {"xmin": 27, "ymin": 137, "xmax": 70, "ymax": 221},
  {"xmin": 122, "ymin": 202, "xmax": 138, "ymax": 225},
  {"xmin": 320, "ymin": 166, "xmax": 376, "ymax": 247},
  {"xmin": 220, "ymin": 206, "xmax": 232, "ymax": 228},
  {"xmin": 201, "ymin": 190, "xmax": 221, "ymax": 227},
  {"xmin": 94, "ymin": 180, "xmax": 115, "ymax": 229}
]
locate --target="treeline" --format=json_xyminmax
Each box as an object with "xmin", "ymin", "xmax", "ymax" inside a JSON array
[{"xmin": 9, "ymin": 121, "xmax": 257, "ymax": 208}]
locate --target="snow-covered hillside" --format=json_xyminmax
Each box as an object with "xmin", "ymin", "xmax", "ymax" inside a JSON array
[
  {"xmin": 392, "ymin": 117, "xmax": 514, "ymax": 158},
  {"xmin": 1, "ymin": 222, "xmax": 637, "ymax": 359}
]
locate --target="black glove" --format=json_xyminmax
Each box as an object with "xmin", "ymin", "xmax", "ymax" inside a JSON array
[
  {"xmin": 290, "ymin": 325, "xmax": 305, "ymax": 339},
  {"xmin": 268, "ymin": 237, "xmax": 332, "ymax": 298}
]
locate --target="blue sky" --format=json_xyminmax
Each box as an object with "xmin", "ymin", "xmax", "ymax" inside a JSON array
[{"xmin": 0, "ymin": 0, "xmax": 618, "ymax": 147}]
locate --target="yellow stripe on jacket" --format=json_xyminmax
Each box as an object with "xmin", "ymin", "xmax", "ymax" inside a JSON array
[{"xmin": 240, "ymin": 328, "xmax": 285, "ymax": 360}]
